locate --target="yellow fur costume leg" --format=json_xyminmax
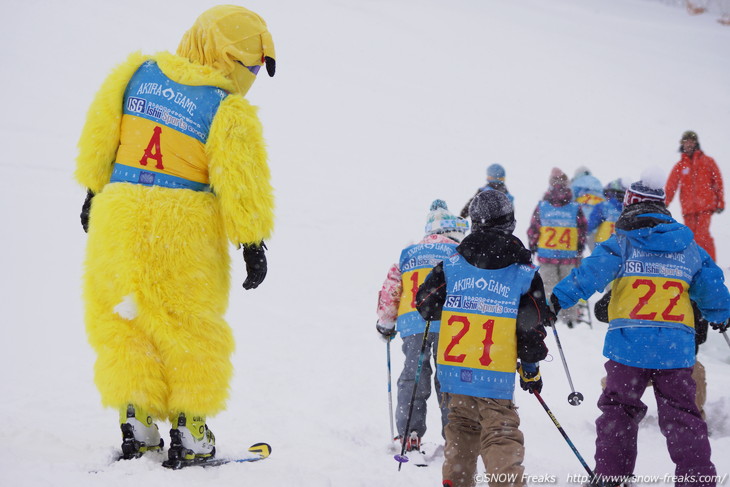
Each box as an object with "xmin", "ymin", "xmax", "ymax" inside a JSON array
[{"xmin": 84, "ymin": 184, "xmax": 234, "ymax": 419}]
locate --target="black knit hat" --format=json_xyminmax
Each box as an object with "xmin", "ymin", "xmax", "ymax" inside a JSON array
[{"xmin": 469, "ymin": 190, "xmax": 515, "ymax": 233}]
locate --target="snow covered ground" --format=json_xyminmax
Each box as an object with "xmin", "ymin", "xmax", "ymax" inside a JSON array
[{"xmin": 1, "ymin": 0, "xmax": 729, "ymax": 486}]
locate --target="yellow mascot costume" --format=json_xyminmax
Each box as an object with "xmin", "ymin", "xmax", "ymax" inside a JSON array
[{"xmin": 75, "ymin": 5, "xmax": 275, "ymax": 467}]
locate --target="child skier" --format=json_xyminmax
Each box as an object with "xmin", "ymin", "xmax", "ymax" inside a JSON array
[
  {"xmin": 75, "ymin": 5, "xmax": 276, "ymax": 467},
  {"xmin": 550, "ymin": 172, "xmax": 730, "ymax": 487},
  {"xmin": 588, "ymin": 179, "xmax": 626, "ymax": 246},
  {"xmin": 527, "ymin": 168, "xmax": 587, "ymax": 327},
  {"xmin": 416, "ymin": 190, "xmax": 552, "ymax": 487},
  {"xmin": 460, "ymin": 163, "xmax": 514, "ymax": 218},
  {"xmin": 376, "ymin": 200, "xmax": 469, "ymax": 452}
]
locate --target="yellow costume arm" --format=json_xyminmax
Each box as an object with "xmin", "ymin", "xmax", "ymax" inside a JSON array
[
  {"xmin": 75, "ymin": 52, "xmax": 150, "ymax": 194},
  {"xmin": 207, "ymin": 95, "xmax": 274, "ymax": 245}
]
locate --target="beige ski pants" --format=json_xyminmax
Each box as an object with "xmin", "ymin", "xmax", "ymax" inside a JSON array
[{"xmin": 442, "ymin": 394, "xmax": 526, "ymax": 487}]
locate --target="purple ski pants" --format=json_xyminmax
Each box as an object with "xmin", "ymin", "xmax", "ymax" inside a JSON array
[{"xmin": 594, "ymin": 360, "xmax": 716, "ymax": 487}]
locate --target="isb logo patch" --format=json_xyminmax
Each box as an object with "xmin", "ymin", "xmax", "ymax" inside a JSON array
[
  {"xmin": 460, "ymin": 369, "xmax": 473, "ymax": 383},
  {"xmin": 127, "ymin": 97, "xmax": 147, "ymax": 113}
]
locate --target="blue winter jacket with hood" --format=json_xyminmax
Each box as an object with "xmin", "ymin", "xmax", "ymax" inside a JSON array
[{"xmin": 552, "ymin": 201, "xmax": 730, "ymax": 369}]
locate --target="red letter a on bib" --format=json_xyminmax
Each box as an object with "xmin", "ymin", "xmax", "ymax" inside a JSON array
[{"xmin": 139, "ymin": 126, "xmax": 164, "ymax": 169}]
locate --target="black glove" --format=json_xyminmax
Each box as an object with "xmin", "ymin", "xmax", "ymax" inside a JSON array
[
  {"xmin": 518, "ymin": 364, "xmax": 543, "ymax": 394},
  {"xmin": 81, "ymin": 190, "xmax": 94, "ymax": 233},
  {"xmin": 242, "ymin": 242, "xmax": 267, "ymax": 290},
  {"xmin": 376, "ymin": 322, "xmax": 397, "ymax": 341},
  {"xmin": 716, "ymin": 207, "xmax": 724, "ymax": 214},
  {"xmin": 549, "ymin": 294, "xmax": 562, "ymax": 316},
  {"xmin": 594, "ymin": 291, "xmax": 611, "ymax": 324},
  {"xmin": 710, "ymin": 319, "xmax": 729, "ymax": 333}
]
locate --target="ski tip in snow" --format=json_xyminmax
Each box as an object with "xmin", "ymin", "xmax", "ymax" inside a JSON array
[
  {"xmin": 163, "ymin": 442, "xmax": 272, "ymax": 469},
  {"xmin": 196, "ymin": 442, "xmax": 272, "ymax": 468},
  {"xmin": 246, "ymin": 442, "xmax": 272, "ymax": 460}
]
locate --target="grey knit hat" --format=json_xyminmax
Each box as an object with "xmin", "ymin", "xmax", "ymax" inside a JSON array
[{"xmin": 468, "ymin": 190, "xmax": 515, "ymax": 233}]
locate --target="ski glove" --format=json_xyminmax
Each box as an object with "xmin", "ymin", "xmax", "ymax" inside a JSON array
[
  {"xmin": 710, "ymin": 319, "xmax": 729, "ymax": 333},
  {"xmin": 376, "ymin": 322, "xmax": 397, "ymax": 341},
  {"xmin": 81, "ymin": 190, "xmax": 94, "ymax": 233},
  {"xmin": 518, "ymin": 363, "xmax": 542, "ymax": 394},
  {"xmin": 242, "ymin": 242, "xmax": 267, "ymax": 290}
]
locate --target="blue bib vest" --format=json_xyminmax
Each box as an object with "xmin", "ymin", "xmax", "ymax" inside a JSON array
[
  {"xmin": 437, "ymin": 254, "xmax": 536, "ymax": 399},
  {"xmin": 396, "ymin": 242, "xmax": 458, "ymax": 337},
  {"xmin": 536, "ymin": 201, "xmax": 580, "ymax": 259},
  {"xmin": 110, "ymin": 61, "xmax": 228, "ymax": 191}
]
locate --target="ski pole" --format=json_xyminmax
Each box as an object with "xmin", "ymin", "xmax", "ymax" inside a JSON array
[
  {"xmin": 386, "ymin": 336, "xmax": 395, "ymax": 441},
  {"xmin": 533, "ymin": 391, "xmax": 595, "ymax": 480},
  {"xmin": 394, "ymin": 320, "xmax": 431, "ymax": 470},
  {"xmin": 551, "ymin": 324, "xmax": 584, "ymax": 405},
  {"xmin": 723, "ymin": 331, "xmax": 730, "ymax": 349}
]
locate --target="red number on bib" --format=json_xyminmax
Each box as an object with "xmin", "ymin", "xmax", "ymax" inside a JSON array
[
  {"xmin": 409, "ymin": 272, "xmax": 419, "ymax": 309},
  {"xmin": 479, "ymin": 319, "xmax": 495, "ymax": 366},
  {"xmin": 628, "ymin": 278, "xmax": 686, "ymax": 322},
  {"xmin": 543, "ymin": 228, "xmax": 571, "ymax": 249},
  {"xmin": 443, "ymin": 316, "xmax": 495, "ymax": 366},
  {"xmin": 629, "ymin": 279, "xmax": 657, "ymax": 320},
  {"xmin": 443, "ymin": 316, "xmax": 469, "ymax": 363},
  {"xmin": 557, "ymin": 229, "xmax": 572, "ymax": 248},
  {"xmin": 661, "ymin": 281, "xmax": 686, "ymax": 322},
  {"xmin": 544, "ymin": 228, "xmax": 557, "ymax": 248}
]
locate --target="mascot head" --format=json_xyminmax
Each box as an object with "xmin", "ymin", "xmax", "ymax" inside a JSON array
[{"xmin": 177, "ymin": 5, "xmax": 276, "ymax": 96}]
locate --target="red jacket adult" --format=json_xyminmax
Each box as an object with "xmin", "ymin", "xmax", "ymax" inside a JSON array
[{"xmin": 665, "ymin": 150, "xmax": 724, "ymax": 215}]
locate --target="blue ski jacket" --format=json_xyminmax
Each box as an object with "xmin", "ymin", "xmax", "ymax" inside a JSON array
[{"xmin": 552, "ymin": 202, "xmax": 730, "ymax": 369}]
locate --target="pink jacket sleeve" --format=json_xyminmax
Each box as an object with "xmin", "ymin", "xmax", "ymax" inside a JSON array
[{"xmin": 376, "ymin": 264, "xmax": 402, "ymax": 325}]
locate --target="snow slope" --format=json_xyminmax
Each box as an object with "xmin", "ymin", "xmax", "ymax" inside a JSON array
[{"xmin": 1, "ymin": 0, "xmax": 729, "ymax": 486}]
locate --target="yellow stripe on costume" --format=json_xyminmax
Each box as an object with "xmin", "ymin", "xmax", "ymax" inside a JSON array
[
  {"xmin": 538, "ymin": 226, "xmax": 578, "ymax": 251},
  {"xmin": 609, "ymin": 275, "xmax": 694, "ymax": 327},
  {"xmin": 116, "ymin": 115, "xmax": 209, "ymax": 184},
  {"xmin": 438, "ymin": 311, "xmax": 517, "ymax": 372}
]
